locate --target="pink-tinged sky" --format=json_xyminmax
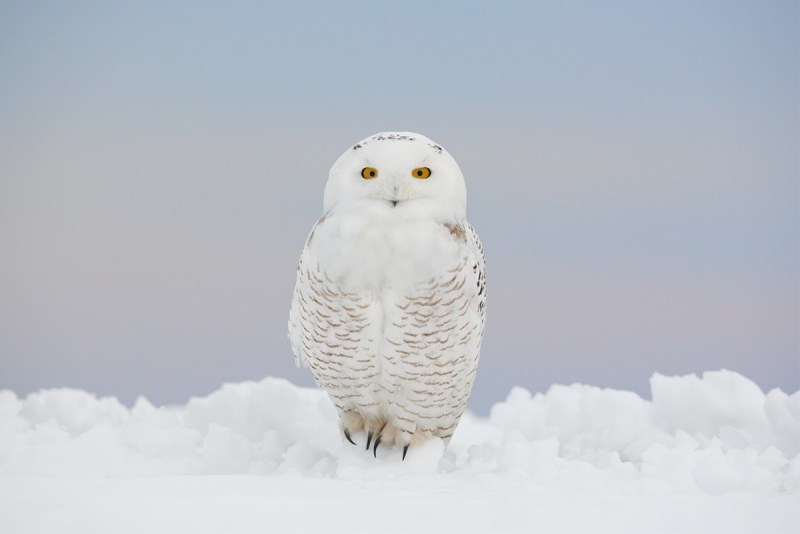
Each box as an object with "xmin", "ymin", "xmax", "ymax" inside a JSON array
[{"xmin": 0, "ymin": 1, "xmax": 797, "ymax": 412}]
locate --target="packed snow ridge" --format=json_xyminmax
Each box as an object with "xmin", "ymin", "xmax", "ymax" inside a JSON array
[{"xmin": 1, "ymin": 370, "xmax": 797, "ymax": 496}]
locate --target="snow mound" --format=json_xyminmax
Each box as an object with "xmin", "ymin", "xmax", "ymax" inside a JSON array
[{"xmin": 1, "ymin": 371, "xmax": 797, "ymax": 496}]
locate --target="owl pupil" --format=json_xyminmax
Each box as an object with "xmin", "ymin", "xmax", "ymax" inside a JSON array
[
  {"xmin": 370, "ymin": 171, "xmax": 375, "ymax": 177},
  {"xmin": 416, "ymin": 170, "xmax": 422, "ymax": 176}
]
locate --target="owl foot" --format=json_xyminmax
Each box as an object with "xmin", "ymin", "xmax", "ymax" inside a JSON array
[
  {"xmin": 339, "ymin": 413, "xmax": 432, "ymax": 461},
  {"xmin": 366, "ymin": 421, "xmax": 415, "ymax": 459},
  {"xmin": 340, "ymin": 411, "xmax": 365, "ymax": 446},
  {"xmin": 365, "ymin": 422, "xmax": 385, "ymax": 454}
]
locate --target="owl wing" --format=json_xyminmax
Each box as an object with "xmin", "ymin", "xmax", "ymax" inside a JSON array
[
  {"xmin": 288, "ymin": 216, "xmax": 325, "ymax": 369},
  {"xmin": 288, "ymin": 214, "xmax": 381, "ymax": 376},
  {"xmin": 466, "ymin": 221, "xmax": 487, "ymax": 327},
  {"xmin": 379, "ymin": 221, "xmax": 486, "ymax": 442}
]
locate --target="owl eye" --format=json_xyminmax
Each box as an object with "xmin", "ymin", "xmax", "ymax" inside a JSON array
[
  {"xmin": 412, "ymin": 167, "xmax": 431, "ymax": 179},
  {"xmin": 361, "ymin": 167, "xmax": 378, "ymax": 179}
]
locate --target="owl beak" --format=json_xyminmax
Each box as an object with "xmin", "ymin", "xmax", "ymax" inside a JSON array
[{"xmin": 391, "ymin": 200, "xmax": 398, "ymax": 207}]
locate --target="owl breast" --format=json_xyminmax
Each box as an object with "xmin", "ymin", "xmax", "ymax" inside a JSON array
[{"xmin": 307, "ymin": 207, "xmax": 464, "ymax": 293}]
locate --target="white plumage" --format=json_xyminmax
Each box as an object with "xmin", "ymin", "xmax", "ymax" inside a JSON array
[{"xmin": 288, "ymin": 132, "xmax": 485, "ymax": 458}]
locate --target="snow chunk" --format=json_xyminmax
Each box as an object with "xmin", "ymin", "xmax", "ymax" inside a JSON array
[{"xmin": 0, "ymin": 370, "xmax": 796, "ymax": 498}]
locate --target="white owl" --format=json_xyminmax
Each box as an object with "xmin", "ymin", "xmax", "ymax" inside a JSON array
[{"xmin": 288, "ymin": 132, "xmax": 486, "ymax": 459}]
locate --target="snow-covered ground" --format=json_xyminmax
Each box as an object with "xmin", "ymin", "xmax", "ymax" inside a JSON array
[{"xmin": 1, "ymin": 370, "xmax": 798, "ymax": 533}]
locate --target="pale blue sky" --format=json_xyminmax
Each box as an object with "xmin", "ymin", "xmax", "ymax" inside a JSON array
[{"xmin": 1, "ymin": 1, "xmax": 797, "ymax": 411}]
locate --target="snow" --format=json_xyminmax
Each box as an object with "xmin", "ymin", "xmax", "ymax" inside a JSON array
[{"xmin": 1, "ymin": 369, "xmax": 798, "ymax": 533}]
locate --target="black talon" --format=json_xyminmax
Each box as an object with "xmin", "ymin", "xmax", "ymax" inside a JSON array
[
  {"xmin": 402, "ymin": 445, "xmax": 409, "ymax": 461},
  {"xmin": 365, "ymin": 430, "xmax": 373, "ymax": 450},
  {"xmin": 344, "ymin": 429, "xmax": 355, "ymax": 446},
  {"xmin": 372, "ymin": 435, "xmax": 382, "ymax": 458}
]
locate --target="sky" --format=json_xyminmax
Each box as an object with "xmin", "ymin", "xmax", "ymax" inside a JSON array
[{"xmin": 0, "ymin": 1, "xmax": 797, "ymax": 413}]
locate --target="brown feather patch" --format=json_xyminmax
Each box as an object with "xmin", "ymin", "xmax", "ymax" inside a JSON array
[{"xmin": 443, "ymin": 223, "xmax": 467, "ymax": 243}]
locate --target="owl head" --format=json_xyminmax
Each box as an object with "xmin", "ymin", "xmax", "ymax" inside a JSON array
[{"xmin": 323, "ymin": 132, "xmax": 467, "ymax": 222}]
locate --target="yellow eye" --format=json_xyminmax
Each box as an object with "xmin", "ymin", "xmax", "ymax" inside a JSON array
[
  {"xmin": 361, "ymin": 167, "xmax": 378, "ymax": 179},
  {"xmin": 412, "ymin": 167, "xmax": 431, "ymax": 179}
]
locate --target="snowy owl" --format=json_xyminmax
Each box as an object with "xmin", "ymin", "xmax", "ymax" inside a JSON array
[{"xmin": 288, "ymin": 132, "xmax": 486, "ymax": 459}]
